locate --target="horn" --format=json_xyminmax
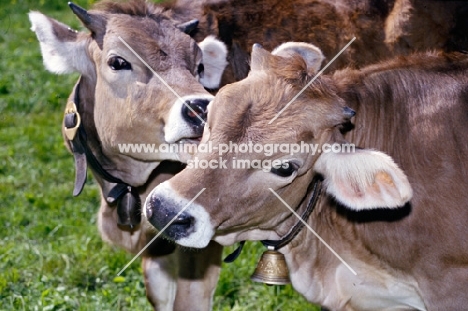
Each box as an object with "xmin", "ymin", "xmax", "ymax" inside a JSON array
[
  {"xmin": 178, "ymin": 19, "xmax": 199, "ymax": 34},
  {"xmin": 253, "ymin": 43, "xmax": 264, "ymax": 50},
  {"xmin": 250, "ymin": 249, "xmax": 291, "ymax": 285},
  {"xmin": 68, "ymin": 2, "xmax": 91, "ymax": 25},
  {"xmin": 251, "ymin": 43, "xmax": 272, "ymax": 73},
  {"xmin": 343, "ymin": 106, "xmax": 356, "ymax": 118},
  {"xmin": 68, "ymin": 1, "xmax": 106, "ymax": 44}
]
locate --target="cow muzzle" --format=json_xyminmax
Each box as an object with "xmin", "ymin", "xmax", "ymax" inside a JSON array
[
  {"xmin": 144, "ymin": 182, "xmax": 214, "ymax": 248},
  {"xmin": 145, "ymin": 196, "xmax": 195, "ymax": 240}
]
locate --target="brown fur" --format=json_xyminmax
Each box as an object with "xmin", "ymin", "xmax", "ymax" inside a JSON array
[
  {"xmin": 93, "ymin": 0, "xmax": 167, "ymax": 15},
  {"xmin": 385, "ymin": 0, "xmax": 468, "ymax": 53},
  {"xmin": 197, "ymin": 0, "xmax": 468, "ymax": 85},
  {"xmin": 92, "ymin": 0, "xmax": 197, "ymax": 23},
  {"xmin": 156, "ymin": 49, "xmax": 468, "ymax": 309},
  {"xmin": 319, "ymin": 52, "xmax": 468, "ymax": 309},
  {"xmin": 73, "ymin": 2, "xmax": 225, "ymax": 308},
  {"xmin": 261, "ymin": 52, "xmax": 468, "ymax": 308},
  {"xmin": 32, "ymin": 1, "xmax": 224, "ymax": 310}
]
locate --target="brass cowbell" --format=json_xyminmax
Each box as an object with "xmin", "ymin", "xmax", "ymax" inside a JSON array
[{"xmin": 250, "ymin": 247, "xmax": 291, "ymax": 285}]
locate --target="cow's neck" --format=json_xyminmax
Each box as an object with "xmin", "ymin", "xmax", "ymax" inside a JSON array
[
  {"xmin": 279, "ymin": 196, "xmax": 345, "ymax": 304},
  {"xmin": 335, "ymin": 68, "xmax": 410, "ymax": 163},
  {"xmin": 67, "ymin": 76, "xmax": 156, "ymax": 229},
  {"xmin": 76, "ymin": 76, "xmax": 159, "ymax": 188},
  {"xmin": 261, "ymin": 175, "xmax": 322, "ymax": 250},
  {"xmin": 281, "ymin": 198, "xmax": 426, "ymax": 310}
]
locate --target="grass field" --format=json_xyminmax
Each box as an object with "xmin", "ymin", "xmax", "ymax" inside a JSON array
[{"xmin": 0, "ymin": 0, "xmax": 318, "ymax": 310}]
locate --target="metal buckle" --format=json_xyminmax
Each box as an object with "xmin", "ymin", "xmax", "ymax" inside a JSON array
[{"xmin": 63, "ymin": 101, "xmax": 81, "ymax": 140}]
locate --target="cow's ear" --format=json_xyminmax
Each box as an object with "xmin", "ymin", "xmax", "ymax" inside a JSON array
[
  {"xmin": 198, "ymin": 36, "xmax": 228, "ymax": 89},
  {"xmin": 29, "ymin": 12, "xmax": 92, "ymax": 75},
  {"xmin": 272, "ymin": 42, "xmax": 324, "ymax": 75},
  {"xmin": 314, "ymin": 148, "xmax": 413, "ymax": 210}
]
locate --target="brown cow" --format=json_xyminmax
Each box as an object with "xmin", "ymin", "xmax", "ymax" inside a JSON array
[
  {"xmin": 197, "ymin": 0, "xmax": 468, "ymax": 84},
  {"xmin": 144, "ymin": 43, "xmax": 468, "ymax": 310},
  {"xmin": 30, "ymin": 0, "xmax": 468, "ymax": 309},
  {"xmin": 29, "ymin": 0, "xmax": 228, "ymax": 310}
]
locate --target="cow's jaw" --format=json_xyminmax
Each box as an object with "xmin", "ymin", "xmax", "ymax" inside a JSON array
[
  {"xmin": 143, "ymin": 176, "xmax": 297, "ymax": 248},
  {"xmin": 144, "ymin": 181, "xmax": 214, "ymax": 248}
]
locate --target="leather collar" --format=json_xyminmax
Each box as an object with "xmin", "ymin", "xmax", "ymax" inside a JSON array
[
  {"xmin": 63, "ymin": 77, "xmax": 141, "ymax": 229},
  {"xmin": 224, "ymin": 175, "xmax": 323, "ymax": 263}
]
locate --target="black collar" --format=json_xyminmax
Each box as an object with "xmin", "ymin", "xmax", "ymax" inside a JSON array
[
  {"xmin": 224, "ymin": 175, "xmax": 323, "ymax": 263},
  {"xmin": 262, "ymin": 175, "xmax": 323, "ymax": 250},
  {"xmin": 63, "ymin": 77, "xmax": 141, "ymax": 229}
]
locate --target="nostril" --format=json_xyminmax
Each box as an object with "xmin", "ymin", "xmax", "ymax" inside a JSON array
[
  {"xmin": 182, "ymin": 99, "xmax": 210, "ymax": 126},
  {"xmin": 187, "ymin": 102, "xmax": 206, "ymax": 119},
  {"xmin": 171, "ymin": 214, "xmax": 194, "ymax": 229}
]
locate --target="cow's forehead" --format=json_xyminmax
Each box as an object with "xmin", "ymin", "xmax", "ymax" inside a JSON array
[
  {"xmin": 209, "ymin": 74, "xmax": 344, "ymax": 144},
  {"xmin": 102, "ymin": 14, "xmax": 200, "ymax": 65},
  {"xmin": 105, "ymin": 14, "xmax": 191, "ymax": 46},
  {"xmin": 208, "ymin": 80, "xmax": 300, "ymax": 143}
]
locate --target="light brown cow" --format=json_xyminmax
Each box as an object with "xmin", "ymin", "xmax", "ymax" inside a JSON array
[
  {"xmin": 29, "ymin": 0, "xmax": 228, "ymax": 310},
  {"xmin": 30, "ymin": 0, "xmax": 468, "ymax": 309},
  {"xmin": 145, "ymin": 43, "xmax": 468, "ymax": 310}
]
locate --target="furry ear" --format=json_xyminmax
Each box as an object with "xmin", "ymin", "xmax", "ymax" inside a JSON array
[
  {"xmin": 29, "ymin": 11, "xmax": 92, "ymax": 75},
  {"xmin": 272, "ymin": 42, "xmax": 324, "ymax": 75},
  {"xmin": 314, "ymin": 148, "xmax": 413, "ymax": 210},
  {"xmin": 197, "ymin": 36, "xmax": 228, "ymax": 89}
]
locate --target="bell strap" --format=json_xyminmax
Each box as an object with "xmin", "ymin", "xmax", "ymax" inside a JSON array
[
  {"xmin": 223, "ymin": 241, "xmax": 246, "ymax": 263},
  {"xmin": 261, "ymin": 175, "xmax": 323, "ymax": 251},
  {"xmin": 63, "ymin": 77, "xmax": 141, "ymax": 229},
  {"xmin": 64, "ymin": 77, "xmax": 131, "ymax": 191},
  {"xmin": 224, "ymin": 175, "xmax": 323, "ymax": 263},
  {"xmin": 63, "ymin": 78, "xmax": 87, "ymax": 196}
]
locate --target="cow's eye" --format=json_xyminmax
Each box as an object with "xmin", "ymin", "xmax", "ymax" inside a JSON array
[
  {"xmin": 271, "ymin": 161, "xmax": 297, "ymax": 177},
  {"xmin": 197, "ymin": 63, "xmax": 204, "ymax": 78},
  {"xmin": 108, "ymin": 56, "xmax": 132, "ymax": 70}
]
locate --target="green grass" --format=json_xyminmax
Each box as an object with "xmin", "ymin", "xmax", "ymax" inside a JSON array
[{"xmin": 0, "ymin": 0, "xmax": 318, "ymax": 310}]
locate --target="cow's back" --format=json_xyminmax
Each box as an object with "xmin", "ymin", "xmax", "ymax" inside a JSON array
[
  {"xmin": 199, "ymin": 0, "xmax": 468, "ymax": 86},
  {"xmin": 199, "ymin": 0, "xmax": 393, "ymax": 83}
]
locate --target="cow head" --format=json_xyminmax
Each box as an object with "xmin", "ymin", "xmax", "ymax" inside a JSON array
[
  {"xmin": 144, "ymin": 42, "xmax": 413, "ymax": 248},
  {"xmin": 29, "ymin": 1, "xmax": 228, "ymax": 185}
]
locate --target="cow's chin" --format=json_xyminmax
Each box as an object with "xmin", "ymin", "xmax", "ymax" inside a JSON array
[
  {"xmin": 174, "ymin": 230, "xmax": 213, "ymax": 249},
  {"xmin": 173, "ymin": 138, "xmax": 201, "ymax": 163},
  {"xmin": 177, "ymin": 137, "xmax": 202, "ymax": 144},
  {"xmin": 213, "ymin": 234, "xmax": 239, "ymax": 246},
  {"xmin": 213, "ymin": 229, "xmax": 282, "ymax": 246},
  {"xmin": 121, "ymin": 152, "xmax": 178, "ymax": 165}
]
